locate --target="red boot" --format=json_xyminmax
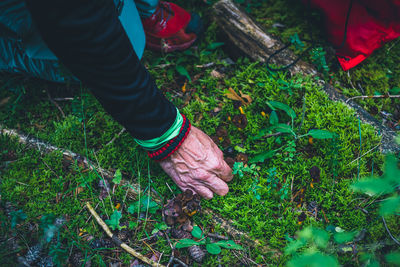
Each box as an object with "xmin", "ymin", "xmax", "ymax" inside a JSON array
[{"xmin": 141, "ymin": 2, "xmax": 199, "ymax": 53}]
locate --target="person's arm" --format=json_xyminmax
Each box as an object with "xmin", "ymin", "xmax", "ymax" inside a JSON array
[
  {"xmin": 25, "ymin": 0, "xmax": 233, "ymax": 198},
  {"xmin": 25, "ymin": 0, "xmax": 175, "ymax": 140}
]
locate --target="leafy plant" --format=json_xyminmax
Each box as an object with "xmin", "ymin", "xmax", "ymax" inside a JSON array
[
  {"xmin": 105, "ymin": 210, "xmax": 125, "ymax": 231},
  {"xmin": 10, "ymin": 209, "xmax": 27, "ymax": 229},
  {"xmin": 151, "ymin": 222, "xmax": 168, "ymax": 235},
  {"xmin": 127, "ymin": 195, "xmax": 160, "ymax": 215},
  {"xmin": 112, "ymin": 169, "xmax": 122, "ymax": 185},
  {"xmin": 310, "ymin": 47, "xmax": 329, "ymax": 73},
  {"xmin": 175, "ymin": 226, "xmax": 243, "ymax": 255},
  {"xmin": 251, "ymin": 100, "xmax": 336, "ymax": 163}
]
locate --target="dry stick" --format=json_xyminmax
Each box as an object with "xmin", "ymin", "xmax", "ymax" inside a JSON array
[
  {"xmin": 1, "ymin": 125, "xmax": 280, "ymax": 256},
  {"xmin": 345, "ymin": 94, "xmax": 400, "ymax": 104},
  {"xmin": 104, "ymin": 128, "xmax": 126, "ymax": 147},
  {"xmin": 85, "ymin": 202, "xmax": 165, "ymax": 267}
]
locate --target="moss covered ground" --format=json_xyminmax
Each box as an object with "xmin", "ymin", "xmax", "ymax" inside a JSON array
[{"xmin": 1, "ymin": 0, "xmax": 399, "ymax": 266}]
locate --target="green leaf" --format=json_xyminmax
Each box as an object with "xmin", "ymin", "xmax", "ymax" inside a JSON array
[
  {"xmin": 207, "ymin": 42, "xmax": 224, "ymax": 50},
  {"xmin": 129, "ymin": 221, "xmax": 138, "ymax": 230},
  {"xmin": 112, "ymin": 169, "xmax": 122, "ymax": 185},
  {"xmin": 152, "ymin": 222, "xmax": 168, "ymax": 234},
  {"xmin": 389, "ymin": 87, "xmax": 400, "ymax": 94},
  {"xmin": 383, "ymin": 155, "xmax": 400, "ymax": 183},
  {"xmin": 249, "ymin": 150, "xmax": 275, "ymax": 163},
  {"xmin": 191, "ymin": 226, "xmax": 204, "ymax": 239},
  {"xmin": 308, "ymin": 129, "xmax": 334, "ymax": 139},
  {"xmin": 206, "ymin": 243, "xmax": 222, "ymax": 255},
  {"xmin": 128, "ymin": 196, "xmax": 160, "ymax": 215},
  {"xmin": 334, "ymin": 231, "xmax": 358, "ymax": 244},
  {"xmin": 266, "ymin": 101, "xmax": 296, "ymax": 119},
  {"xmin": 385, "ymin": 252, "xmax": 400, "ymax": 265},
  {"xmin": 176, "ymin": 65, "xmax": 191, "ymax": 81},
  {"xmin": 379, "ymin": 196, "xmax": 400, "ymax": 216},
  {"xmin": 288, "ymin": 252, "xmax": 338, "ymax": 267},
  {"xmin": 351, "ymin": 179, "xmax": 395, "ymax": 195},
  {"xmin": 105, "ymin": 211, "xmax": 124, "ymax": 231},
  {"xmin": 234, "ymin": 145, "xmax": 247, "ymax": 153},
  {"xmin": 274, "ymin": 124, "xmax": 295, "ymax": 135},
  {"xmin": 215, "ymin": 240, "xmax": 243, "ymax": 250},
  {"xmin": 269, "ymin": 110, "xmax": 279, "ymax": 125},
  {"xmin": 10, "ymin": 210, "xmax": 27, "ymax": 229},
  {"xmin": 175, "ymin": 239, "xmax": 199, "ymax": 249},
  {"xmin": 298, "ymin": 227, "xmax": 329, "ymax": 248}
]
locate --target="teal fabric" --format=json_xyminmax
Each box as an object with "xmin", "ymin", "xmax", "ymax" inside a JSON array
[
  {"xmin": 134, "ymin": 108, "xmax": 183, "ymax": 150},
  {"xmin": 135, "ymin": 0, "xmax": 158, "ymax": 18},
  {"xmin": 0, "ymin": 0, "xmax": 146, "ymax": 83}
]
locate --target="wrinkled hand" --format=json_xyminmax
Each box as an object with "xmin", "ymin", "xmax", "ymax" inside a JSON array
[{"xmin": 159, "ymin": 126, "xmax": 233, "ymax": 199}]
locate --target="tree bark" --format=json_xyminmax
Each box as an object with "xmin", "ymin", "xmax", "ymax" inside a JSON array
[{"xmin": 213, "ymin": 0, "xmax": 317, "ymax": 76}]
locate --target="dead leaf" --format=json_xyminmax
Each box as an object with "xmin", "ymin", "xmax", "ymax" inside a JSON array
[
  {"xmin": 239, "ymin": 90, "xmax": 252, "ymax": 104},
  {"xmin": 210, "ymin": 69, "xmax": 224, "ymax": 79},
  {"xmin": 75, "ymin": 186, "xmax": 84, "ymax": 195},
  {"xmin": 225, "ymin": 87, "xmax": 252, "ymax": 106},
  {"xmin": 0, "ymin": 97, "xmax": 11, "ymax": 107}
]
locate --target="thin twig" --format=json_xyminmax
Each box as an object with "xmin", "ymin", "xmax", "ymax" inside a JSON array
[
  {"xmin": 104, "ymin": 128, "xmax": 126, "ymax": 147},
  {"xmin": 85, "ymin": 202, "xmax": 165, "ymax": 267},
  {"xmin": 46, "ymin": 89, "xmax": 66, "ymax": 118},
  {"xmin": 382, "ymin": 216, "xmax": 400, "ymax": 246},
  {"xmin": 173, "ymin": 257, "xmax": 189, "ymax": 267},
  {"xmin": 346, "ymin": 144, "xmax": 381, "ymax": 166},
  {"xmin": 345, "ymin": 94, "xmax": 400, "ymax": 104},
  {"xmin": 165, "ymin": 182, "xmax": 175, "ymax": 197},
  {"xmin": 53, "ymin": 97, "xmax": 74, "ymax": 101}
]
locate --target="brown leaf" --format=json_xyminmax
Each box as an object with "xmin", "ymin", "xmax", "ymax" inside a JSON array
[
  {"xmin": 210, "ymin": 69, "xmax": 224, "ymax": 79},
  {"xmin": 0, "ymin": 96, "xmax": 11, "ymax": 107},
  {"xmin": 75, "ymin": 186, "xmax": 84, "ymax": 195},
  {"xmin": 225, "ymin": 88, "xmax": 252, "ymax": 106},
  {"xmin": 239, "ymin": 90, "xmax": 252, "ymax": 105},
  {"xmin": 225, "ymin": 87, "xmax": 243, "ymax": 102}
]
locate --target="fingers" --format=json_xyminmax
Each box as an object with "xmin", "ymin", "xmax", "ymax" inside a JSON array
[
  {"xmin": 193, "ymin": 185, "xmax": 214, "ymax": 199},
  {"xmin": 212, "ymin": 159, "xmax": 233, "ymax": 182},
  {"xmin": 200, "ymin": 174, "xmax": 229, "ymax": 196}
]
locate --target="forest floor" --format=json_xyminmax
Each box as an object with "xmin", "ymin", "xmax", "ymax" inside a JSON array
[{"xmin": 1, "ymin": 0, "xmax": 399, "ymax": 266}]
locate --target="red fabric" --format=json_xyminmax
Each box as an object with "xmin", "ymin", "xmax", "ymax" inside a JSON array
[
  {"xmin": 142, "ymin": 2, "xmax": 191, "ymax": 38},
  {"xmin": 306, "ymin": 0, "xmax": 400, "ymax": 70}
]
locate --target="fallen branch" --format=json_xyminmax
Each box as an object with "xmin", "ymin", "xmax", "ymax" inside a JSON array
[
  {"xmin": 345, "ymin": 94, "xmax": 400, "ymax": 103},
  {"xmin": 85, "ymin": 202, "xmax": 165, "ymax": 267}
]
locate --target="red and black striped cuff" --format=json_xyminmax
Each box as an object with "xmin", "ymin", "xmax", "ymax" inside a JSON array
[{"xmin": 147, "ymin": 114, "xmax": 191, "ymax": 161}]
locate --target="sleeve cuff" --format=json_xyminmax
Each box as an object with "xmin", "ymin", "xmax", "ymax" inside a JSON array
[{"xmin": 147, "ymin": 114, "xmax": 191, "ymax": 161}]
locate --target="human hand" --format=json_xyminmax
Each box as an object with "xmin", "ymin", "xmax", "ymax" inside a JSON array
[{"xmin": 159, "ymin": 126, "xmax": 233, "ymax": 199}]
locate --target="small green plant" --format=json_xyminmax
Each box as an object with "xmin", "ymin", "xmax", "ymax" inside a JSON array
[
  {"xmin": 233, "ymin": 162, "xmax": 263, "ymax": 200},
  {"xmin": 175, "ymin": 226, "xmax": 243, "ymax": 255},
  {"xmin": 127, "ymin": 195, "xmax": 160, "ymax": 215},
  {"xmin": 105, "ymin": 210, "xmax": 125, "ymax": 231},
  {"xmin": 250, "ymin": 99, "xmax": 336, "ymax": 163},
  {"xmin": 151, "ymin": 222, "xmax": 168, "ymax": 235},
  {"xmin": 310, "ymin": 47, "xmax": 329, "ymax": 73},
  {"xmin": 10, "ymin": 209, "xmax": 27, "ymax": 229}
]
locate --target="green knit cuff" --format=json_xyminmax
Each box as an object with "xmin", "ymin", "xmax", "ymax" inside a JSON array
[{"xmin": 134, "ymin": 108, "xmax": 183, "ymax": 150}]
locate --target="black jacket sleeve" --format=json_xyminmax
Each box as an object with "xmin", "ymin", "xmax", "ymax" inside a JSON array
[{"xmin": 24, "ymin": 0, "xmax": 177, "ymax": 140}]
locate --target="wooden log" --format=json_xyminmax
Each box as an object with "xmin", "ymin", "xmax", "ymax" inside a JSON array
[
  {"xmin": 212, "ymin": 0, "xmax": 399, "ymax": 153},
  {"xmin": 213, "ymin": 0, "xmax": 317, "ymax": 76}
]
